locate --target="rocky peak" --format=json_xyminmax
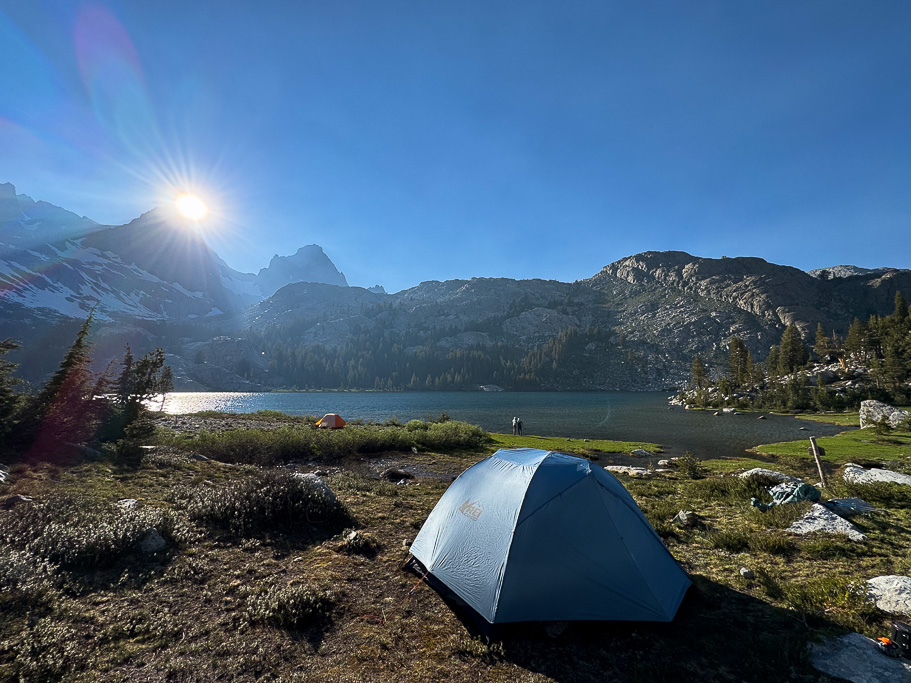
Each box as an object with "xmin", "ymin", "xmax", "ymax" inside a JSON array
[{"xmin": 256, "ymin": 244, "xmax": 348, "ymax": 297}]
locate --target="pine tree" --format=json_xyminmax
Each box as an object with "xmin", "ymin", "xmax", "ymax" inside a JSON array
[
  {"xmin": 778, "ymin": 325, "xmax": 809, "ymax": 375},
  {"xmin": 895, "ymin": 291, "xmax": 909, "ymax": 321},
  {"xmin": 0, "ymin": 339, "xmax": 23, "ymax": 444},
  {"xmin": 728, "ymin": 337, "xmax": 750, "ymax": 388},
  {"xmin": 765, "ymin": 344, "xmax": 780, "ymax": 378},
  {"xmin": 690, "ymin": 356, "xmax": 707, "ymax": 389},
  {"xmin": 814, "ymin": 323, "xmax": 832, "ymax": 361},
  {"xmin": 24, "ymin": 312, "xmax": 102, "ymax": 454}
]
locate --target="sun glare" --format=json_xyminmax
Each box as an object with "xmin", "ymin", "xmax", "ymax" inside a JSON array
[{"xmin": 175, "ymin": 193, "xmax": 208, "ymax": 221}]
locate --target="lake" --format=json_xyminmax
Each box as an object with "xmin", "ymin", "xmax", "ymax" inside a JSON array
[{"xmin": 160, "ymin": 391, "xmax": 853, "ymax": 459}]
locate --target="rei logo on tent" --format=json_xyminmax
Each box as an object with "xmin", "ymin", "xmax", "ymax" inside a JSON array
[{"xmin": 458, "ymin": 499, "xmax": 484, "ymax": 521}]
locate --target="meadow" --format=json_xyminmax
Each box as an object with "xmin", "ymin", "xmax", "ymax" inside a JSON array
[{"xmin": 2, "ymin": 415, "xmax": 909, "ymax": 681}]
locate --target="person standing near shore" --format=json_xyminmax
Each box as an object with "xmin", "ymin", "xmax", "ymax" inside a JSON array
[
  {"xmin": 512, "ymin": 416, "xmax": 518, "ymax": 435},
  {"xmin": 517, "ymin": 417, "xmax": 523, "ymax": 435}
]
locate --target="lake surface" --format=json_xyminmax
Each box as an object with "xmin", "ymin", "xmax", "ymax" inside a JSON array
[{"xmin": 160, "ymin": 391, "xmax": 853, "ymax": 459}]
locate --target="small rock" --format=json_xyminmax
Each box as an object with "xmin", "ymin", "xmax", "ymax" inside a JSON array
[
  {"xmin": 866, "ymin": 575, "xmax": 911, "ymax": 615},
  {"xmin": 402, "ymin": 539, "xmax": 412, "ymax": 548},
  {"xmin": 139, "ymin": 528, "xmax": 167, "ymax": 553},
  {"xmin": 116, "ymin": 499, "xmax": 139, "ymax": 510},
  {"xmin": 0, "ymin": 471, "xmax": 7, "ymax": 484},
  {"xmin": 2, "ymin": 494, "xmax": 32, "ymax": 510},
  {"xmin": 799, "ymin": 427, "xmax": 807, "ymax": 430},
  {"xmin": 630, "ymin": 449, "xmax": 653, "ymax": 457},
  {"xmin": 583, "ymin": 439, "xmax": 590, "ymax": 443},
  {"xmin": 673, "ymin": 510, "xmax": 696, "ymax": 527},
  {"xmin": 411, "ymin": 446, "xmax": 418, "ymax": 454},
  {"xmin": 713, "ymin": 411, "xmax": 720, "ymax": 416},
  {"xmin": 739, "ymin": 567, "xmax": 755, "ymax": 580},
  {"xmin": 345, "ymin": 530, "xmax": 359, "ymax": 542},
  {"xmin": 314, "ymin": 470, "xmax": 329, "ymax": 477},
  {"xmin": 189, "ymin": 453, "xmax": 209, "ymax": 461},
  {"xmin": 657, "ymin": 459, "xmax": 674, "ymax": 468},
  {"xmin": 739, "ymin": 468, "xmax": 803, "ymax": 484},
  {"xmin": 396, "ymin": 479, "xmax": 409, "ymax": 486},
  {"xmin": 758, "ymin": 415, "xmax": 766, "ymax": 420}
]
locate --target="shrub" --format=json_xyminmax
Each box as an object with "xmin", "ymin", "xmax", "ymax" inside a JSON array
[
  {"xmin": 677, "ymin": 451, "xmax": 706, "ymax": 479},
  {"xmin": 0, "ymin": 495, "xmax": 190, "ymax": 571},
  {"xmin": 182, "ymin": 470, "xmax": 353, "ymax": 535},
  {"xmin": 7, "ymin": 618, "xmax": 86, "ymax": 679},
  {"xmin": 245, "ymin": 584, "xmax": 335, "ymax": 629},
  {"xmin": 335, "ymin": 528, "xmax": 380, "ymax": 556},
  {"xmin": 405, "ymin": 419, "xmax": 429, "ymax": 432}
]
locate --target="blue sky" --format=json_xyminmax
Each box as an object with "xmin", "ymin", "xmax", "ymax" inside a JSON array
[{"xmin": 1, "ymin": 1, "xmax": 910, "ymax": 292}]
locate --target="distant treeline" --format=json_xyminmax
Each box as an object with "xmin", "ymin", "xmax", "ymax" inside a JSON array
[{"xmin": 246, "ymin": 323, "xmax": 645, "ymax": 391}]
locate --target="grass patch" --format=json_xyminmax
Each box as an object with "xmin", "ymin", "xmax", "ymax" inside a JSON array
[
  {"xmin": 752, "ymin": 429, "xmax": 911, "ymax": 464},
  {"xmin": 795, "ymin": 412, "xmax": 860, "ymax": 426},
  {"xmin": 488, "ymin": 432, "xmax": 661, "ymax": 456}
]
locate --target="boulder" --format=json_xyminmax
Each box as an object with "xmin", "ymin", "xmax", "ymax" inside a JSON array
[
  {"xmin": 139, "ymin": 528, "xmax": 167, "ymax": 553},
  {"xmin": 859, "ymin": 400, "xmax": 910, "ymax": 429},
  {"xmin": 657, "ymin": 459, "xmax": 674, "ymax": 468},
  {"xmin": 866, "ymin": 575, "xmax": 911, "ymax": 615},
  {"xmin": 630, "ymin": 449, "xmax": 653, "ymax": 457},
  {"xmin": 787, "ymin": 503, "xmax": 866, "ymax": 541},
  {"xmin": 292, "ymin": 472, "xmax": 339, "ymax": 504},
  {"xmin": 738, "ymin": 468, "xmax": 803, "ymax": 484},
  {"xmin": 843, "ymin": 464, "xmax": 911, "ymax": 487},
  {"xmin": 116, "ymin": 499, "xmax": 139, "ymax": 510},
  {"xmin": 810, "ymin": 632, "xmax": 911, "ymax": 682},
  {"xmin": 739, "ymin": 567, "xmax": 755, "ymax": 580},
  {"xmin": 673, "ymin": 510, "xmax": 697, "ymax": 527}
]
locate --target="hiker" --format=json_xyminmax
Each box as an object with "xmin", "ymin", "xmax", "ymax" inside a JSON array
[
  {"xmin": 512, "ymin": 416, "xmax": 518, "ymax": 435},
  {"xmin": 517, "ymin": 417, "xmax": 523, "ymax": 435}
]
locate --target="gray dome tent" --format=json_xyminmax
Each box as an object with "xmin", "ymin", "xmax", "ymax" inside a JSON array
[{"xmin": 410, "ymin": 448, "xmax": 690, "ymax": 624}]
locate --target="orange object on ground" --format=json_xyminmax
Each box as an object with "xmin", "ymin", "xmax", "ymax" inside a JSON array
[{"xmin": 316, "ymin": 413, "xmax": 346, "ymax": 429}]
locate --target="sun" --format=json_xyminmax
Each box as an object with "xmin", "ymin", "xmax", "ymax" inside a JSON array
[{"xmin": 174, "ymin": 193, "xmax": 208, "ymax": 221}]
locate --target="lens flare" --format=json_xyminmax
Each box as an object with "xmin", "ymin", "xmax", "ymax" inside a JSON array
[{"xmin": 175, "ymin": 193, "xmax": 208, "ymax": 221}]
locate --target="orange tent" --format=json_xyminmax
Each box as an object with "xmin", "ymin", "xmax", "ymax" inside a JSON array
[{"xmin": 316, "ymin": 413, "xmax": 346, "ymax": 429}]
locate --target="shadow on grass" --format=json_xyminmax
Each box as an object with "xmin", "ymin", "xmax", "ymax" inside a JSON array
[{"xmin": 417, "ymin": 568, "xmax": 844, "ymax": 683}]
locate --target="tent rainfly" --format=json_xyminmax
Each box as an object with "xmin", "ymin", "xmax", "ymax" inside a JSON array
[
  {"xmin": 316, "ymin": 413, "xmax": 346, "ymax": 429},
  {"xmin": 409, "ymin": 448, "xmax": 691, "ymax": 624}
]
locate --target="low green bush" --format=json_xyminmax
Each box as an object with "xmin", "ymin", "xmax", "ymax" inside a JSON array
[
  {"xmin": 335, "ymin": 528, "xmax": 380, "ymax": 556},
  {"xmin": 0, "ymin": 495, "xmax": 190, "ymax": 571},
  {"xmin": 245, "ymin": 584, "xmax": 335, "ymax": 629},
  {"xmin": 677, "ymin": 451, "xmax": 706, "ymax": 479},
  {"xmin": 182, "ymin": 470, "xmax": 353, "ymax": 535},
  {"xmin": 165, "ymin": 420, "xmax": 487, "ymax": 465}
]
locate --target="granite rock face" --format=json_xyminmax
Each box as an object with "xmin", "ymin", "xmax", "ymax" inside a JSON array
[
  {"xmin": 809, "ymin": 632, "xmax": 911, "ymax": 682},
  {"xmin": 786, "ymin": 504, "xmax": 866, "ymax": 541},
  {"xmin": 866, "ymin": 575, "xmax": 911, "ymax": 615},
  {"xmin": 843, "ymin": 464, "xmax": 911, "ymax": 487},
  {"xmin": 859, "ymin": 400, "xmax": 910, "ymax": 429}
]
